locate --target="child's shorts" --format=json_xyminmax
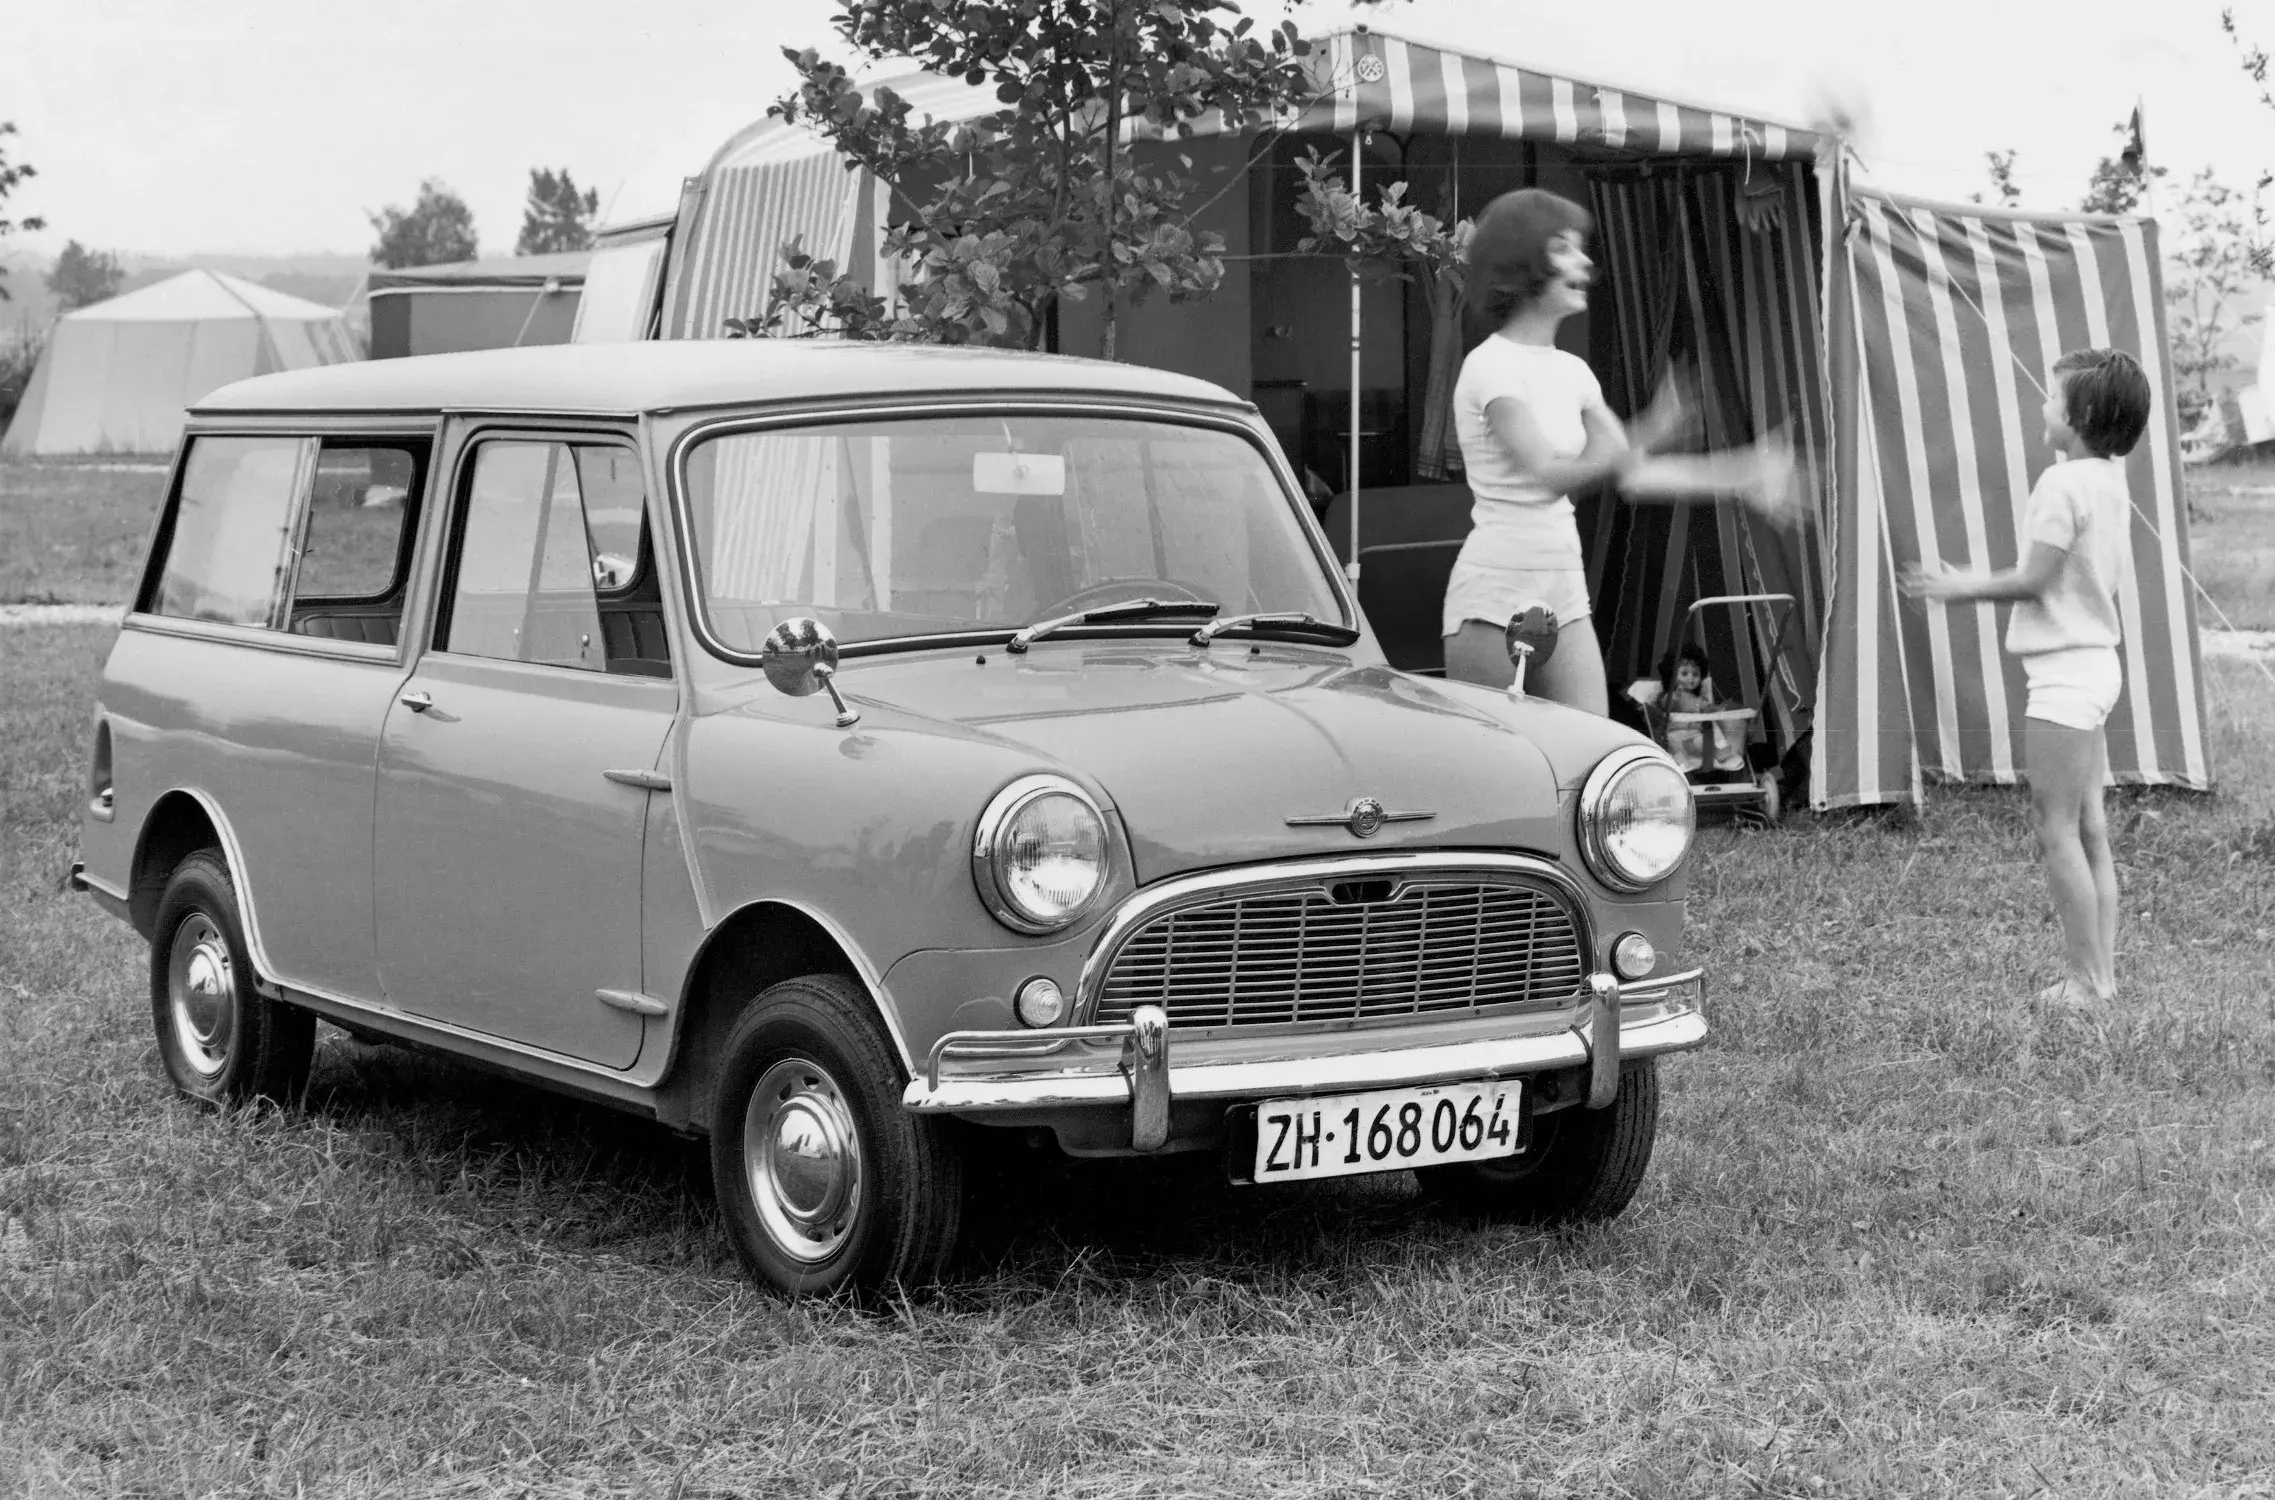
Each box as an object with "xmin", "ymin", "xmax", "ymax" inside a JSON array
[
  {"xmin": 1441, "ymin": 558, "xmax": 1592, "ymax": 639},
  {"xmin": 2021, "ymin": 645, "xmax": 2122, "ymax": 732}
]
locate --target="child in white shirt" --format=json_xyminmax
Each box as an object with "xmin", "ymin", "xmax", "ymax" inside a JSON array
[{"xmin": 1900, "ymin": 348, "xmax": 2152, "ymax": 1008}]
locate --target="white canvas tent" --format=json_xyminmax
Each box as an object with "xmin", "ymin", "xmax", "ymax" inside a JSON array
[{"xmin": 1, "ymin": 269, "xmax": 360, "ymax": 457}]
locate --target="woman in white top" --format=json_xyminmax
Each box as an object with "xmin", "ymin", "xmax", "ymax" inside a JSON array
[{"xmin": 1444, "ymin": 189, "xmax": 1797, "ymax": 712}]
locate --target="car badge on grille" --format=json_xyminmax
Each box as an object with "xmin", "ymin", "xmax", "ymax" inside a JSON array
[{"xmin": 1286, "ymin": 796, "xmax": 1435, "ymax": 839}]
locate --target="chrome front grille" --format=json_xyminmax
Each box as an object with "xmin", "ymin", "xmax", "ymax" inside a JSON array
[{"xmin": 1091, "ymin": 874, "xmax": 1588, "ymax": 1030}]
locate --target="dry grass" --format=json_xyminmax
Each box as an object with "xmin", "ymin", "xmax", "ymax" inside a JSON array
[
  {"xmin": 4, "ymin": 472, "xmax": 2275, "ymax": 1496},
  {"xmin": 0, "ymin": 460, "xmax": 169, "ymax": 606},
  {"xmin": 2187, "ymin": 459, "xmax": 2275, "ymax": 631}
]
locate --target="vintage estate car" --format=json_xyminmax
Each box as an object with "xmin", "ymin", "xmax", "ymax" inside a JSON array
[{"xmin": 72, "ymin": 341, "xmax": 1704, "ymax": 1297}]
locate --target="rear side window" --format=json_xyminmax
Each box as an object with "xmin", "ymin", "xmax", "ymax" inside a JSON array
[
  {"xmin": 148, "ymin": 437, "xmax": 307, "ymax": 627},
  {"xmin": 296, "ymin": 443, "xmax": 425, "ymax": 601}
]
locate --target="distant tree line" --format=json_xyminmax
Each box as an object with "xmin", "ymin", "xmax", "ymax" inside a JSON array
[{"xmin": 365, "ymin": 168, "xmax": 602, "ymax": 269}]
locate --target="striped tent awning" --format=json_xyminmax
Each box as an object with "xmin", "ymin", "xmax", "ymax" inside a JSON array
[
  {"xmin": 1814, "ymin": 184, "xmax": 2210, "ymax": 807},
  {"xmin": 1289, "ymin": 31, "xmax": 1828, "ymax": 162},
  {"xmin": 662, "ymin": 27, "xmax": 1829, "ymax": 339}
]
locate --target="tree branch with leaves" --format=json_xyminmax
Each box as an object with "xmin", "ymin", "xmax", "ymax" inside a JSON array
[
  {"xmin": 0, "ymin": 121, "xmax": 45, "ymax": 304},
  {"xmin": 751, "ymin": 0, "xmax": 1318, "ymax": 352}
]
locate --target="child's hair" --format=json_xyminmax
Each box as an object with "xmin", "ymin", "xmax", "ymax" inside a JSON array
[
  {"xmin": 2052, "ymin": 348, "xmax": 2152, "ymax": 458},
  {"xmin": 1468, "ymin": 189, "xmax": 1594, "ymax": 325},
  {"xmin": 1663, "ymin": 643, "xmax": 1711, "ymax": 693}
]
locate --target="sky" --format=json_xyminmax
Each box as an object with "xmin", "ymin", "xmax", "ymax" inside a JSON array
[{"xmin": 3, "ymin": 0, "xmax": 2272, "ymax": 259}]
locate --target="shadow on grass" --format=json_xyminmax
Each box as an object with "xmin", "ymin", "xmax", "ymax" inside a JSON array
[{"xmin": 294, "ymin": 1029, "xmax": 1570, "ymax": 1299}]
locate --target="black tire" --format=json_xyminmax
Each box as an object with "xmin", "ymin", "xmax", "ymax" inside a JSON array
[
  {"xmin": 1416, "ymin": 1060, "xmax": 1659, "ymax": 1224},
  {"xmin": 148, "ymin": 850, "xmax": 315, "ymax": 1106},
  {"xmin": 709, "ymin": 973, "xmax": 964, "ymax": 1299}
]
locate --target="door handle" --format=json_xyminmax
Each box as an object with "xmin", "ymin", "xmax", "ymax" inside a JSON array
[{"xmin": 399, "ymin": 690, "xmax": 434, "ymax": 713}]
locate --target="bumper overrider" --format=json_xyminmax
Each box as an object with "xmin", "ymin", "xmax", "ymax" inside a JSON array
[{"xmin": 904, "ymin": 969, "xmax": 1706, "ymax": 1151}]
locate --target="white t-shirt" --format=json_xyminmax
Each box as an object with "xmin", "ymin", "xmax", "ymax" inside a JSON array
[
  {"xmin": 1451, "ymin": 336, "xmax": 1599, "ymax": 570},
  {"xmin": 2004, "ymin": 455, "xmax": 2131, "ymax": 657}
]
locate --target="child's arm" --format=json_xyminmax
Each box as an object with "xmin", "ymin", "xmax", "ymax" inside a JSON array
[{"xmin": 1898, "ymin": 543, "xmax": 2064, "ymax": 604}]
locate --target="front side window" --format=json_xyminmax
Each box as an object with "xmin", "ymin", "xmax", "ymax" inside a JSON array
[
  {"xmin": 148, "ymin": 436, "xmax": 307, "ymax": 627},
  {"xmin": 439, "ymin": 439, "xmax": 667, "ymax": 675},
  {"xmin": 680, "ymin": 414, "xmax": 1342, "ymax": 651}
]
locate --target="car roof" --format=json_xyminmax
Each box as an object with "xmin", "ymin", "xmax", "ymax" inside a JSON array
[{"xmin": 192, "ymin": 340, "xmax": 1250, "ymax": 418}]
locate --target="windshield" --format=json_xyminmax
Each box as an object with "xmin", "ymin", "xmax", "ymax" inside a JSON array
[{"xmin": 679, "ymin": 413, "xmax": 1345, "ymax": 653}]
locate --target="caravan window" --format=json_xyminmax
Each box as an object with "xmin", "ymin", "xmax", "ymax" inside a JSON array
[{"xmin": 679, "ymin": 413, "xmax": 1343, "ymax": 651}]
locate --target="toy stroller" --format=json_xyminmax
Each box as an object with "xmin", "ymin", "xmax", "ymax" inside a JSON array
[{"xmin": 1624, "ymin": 593, "xmax": 1798, "ymax": 825}]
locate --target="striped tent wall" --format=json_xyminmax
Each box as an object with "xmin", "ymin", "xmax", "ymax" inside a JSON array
[
  {"xmin": 1813, "ymin": 186, "xmax": 2209, "ymax": 807},
  {"xmin": 666, "ymin": 149, "xmax": 865, "ymax": 341}
]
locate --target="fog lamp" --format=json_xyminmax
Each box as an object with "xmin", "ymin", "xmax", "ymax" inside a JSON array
[
  {"xmin": 1612, "ymin": 932, "xmax": 1658, "ymax": 980},
  {"xmin": 1015, "ymin": 976, "xmax": 1067, "ymax": 1028}
]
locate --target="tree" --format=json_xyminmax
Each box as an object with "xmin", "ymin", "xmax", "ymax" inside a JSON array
[
  {"xmin": 515, "ymin": 167, "xmax": 600, "ymax": 256},
  {"xmin": 44, "ymin": 240, "xmax": 123, "ymax": 310},
  {"xmin": 2079, "ymin": 120, "xmax": 2165, "ymax": 216},
  {"xmin": 2161, "ymin": 168, "xmax": 2270, "ymax": 429},
  {"xmin": 0, "ymin": 121, "xmax": 44, "ymax": 303},
  {"xmin": 1971, "ymin": 149, "xmax": 2022, "ymax": 208},
  {"xmin": 754, "ymin": 0, "xmax": 1319, "ymax": 354},
  {"xmin": 367, "ymin": 180, "xmax": 477, "ymax": 269},
  {"xmin": 2224, "ymin": 6, "xmax": 2273, "ymax": 273}
]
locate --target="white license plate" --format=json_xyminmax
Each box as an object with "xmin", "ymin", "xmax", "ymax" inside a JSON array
[{"xmin": 1252, "ymin": 1081, "xmax": 1522, "ymax": 1183}]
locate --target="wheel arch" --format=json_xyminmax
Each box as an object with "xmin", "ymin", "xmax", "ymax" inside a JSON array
[
  {"xmin": 130, "ymin": 789, "xmax": 241, "ymax": 941},
  {"xmin": 657, "ymin": 898, "xmax": 912, "ymax": 1134}
]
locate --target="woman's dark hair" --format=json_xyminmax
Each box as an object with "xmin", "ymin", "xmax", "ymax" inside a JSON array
[
  {"xmin": 1468, "ymin": 188, "xmax": 1593, "ymax": 325},
  {"xmin": 2052, "ymin": 348, "xmax": 2152, "ymax": 458}
]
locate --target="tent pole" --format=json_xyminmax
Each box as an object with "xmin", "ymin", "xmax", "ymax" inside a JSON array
[{"xmin": 1347, "ymin": 126, "xmax": 1363, "ymax": 584}]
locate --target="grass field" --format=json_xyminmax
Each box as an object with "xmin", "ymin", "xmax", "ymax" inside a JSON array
[{"xmin": 5, "ymin": 460, "xmax": 2275, "ymax": 1496}]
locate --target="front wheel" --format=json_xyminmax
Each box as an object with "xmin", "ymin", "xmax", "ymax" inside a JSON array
[
  {"xmin": 710, "ymin": 973, "xmax": 964, "ymax": 1298},
  {"xmin": 148, "ymin": 851, "xmax": 315, "ymax": 1106},
  {"xmin": 1416, "ymin": 1059, "xmax": 1660, "ymax": 1223}
]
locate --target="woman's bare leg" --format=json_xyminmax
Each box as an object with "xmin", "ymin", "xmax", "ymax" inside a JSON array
[
  {"xmin": 1530, "ymin": 616, "xmax": 1608, "ymax": 715},
  {"xmin": 1446, "ymin": 617, "xmax": 1606, "ymax": 714},
  {"xmin": 1444, "ymin": 621, "xmax": 1515, "ymax": 689}
]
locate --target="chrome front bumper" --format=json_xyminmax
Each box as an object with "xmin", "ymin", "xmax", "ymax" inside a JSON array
[{"xmin": 903, "ymin": 969, "xmax": 1705, "ymax": 1150}]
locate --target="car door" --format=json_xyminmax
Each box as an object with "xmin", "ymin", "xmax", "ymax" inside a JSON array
[{"xmin": 373, "ymin": 431, "xmax": 675, "ymax": 1068}]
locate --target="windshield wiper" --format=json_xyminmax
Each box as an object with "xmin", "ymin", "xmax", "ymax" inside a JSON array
[
  {"xmin": 1006, "ymin": 597, "xmax": 1221, "ymax": 653},
  {"xmin": 1190, "ymin": 611, "xmax": 1362, "ymax": 648}
]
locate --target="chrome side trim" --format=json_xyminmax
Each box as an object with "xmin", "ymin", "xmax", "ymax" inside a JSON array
[
  {"xmin": 70, "ymin": 864, "xmax": 133, "ymax": 923},
  {"xmin": 602, "ymin": 768, "xmax": 673, "ymax": 792},
  {"xmin": 596, "ymin": 987, "xmax": 671, "ymax": 1016},
  {"xmin": 1073, "ymin": 850, "xmax": 1597, "ymax": 1024}
]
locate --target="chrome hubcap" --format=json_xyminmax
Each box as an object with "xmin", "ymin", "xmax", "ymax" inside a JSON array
[
  {"xmin": 743, "ymin": 1057, "xmax": 862, "ymax": 1263},
  {"xmin": 167, "ymin": 913, "xmax": 236, "ymax": 1079}
]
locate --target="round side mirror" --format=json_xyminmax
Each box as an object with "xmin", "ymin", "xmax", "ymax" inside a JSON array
[
  {"xmin": 1505, "ymin": 607, "xmax": 1559, "ymax": 670},
  {"xmin": 761, "ymin": 617, "xmax": 841, "ymax": 698},
  {"xmin": 761, "ymin": 617, "xmax": 861, "ymax": 728}
]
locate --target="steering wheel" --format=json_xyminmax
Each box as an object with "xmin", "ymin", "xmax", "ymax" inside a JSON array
[{"xmin": 1033, "ymin": 578, "xmax": 1209, "ymax": 617}]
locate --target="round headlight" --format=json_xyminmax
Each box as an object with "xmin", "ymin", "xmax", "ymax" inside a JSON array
[
  {"xmin": 1578, "ymin": 748, "xmax": 1695, "ymax": 892},
  {"xmin": 973, "ymin": 775, "xmax": 1108, "ymax": 934}
]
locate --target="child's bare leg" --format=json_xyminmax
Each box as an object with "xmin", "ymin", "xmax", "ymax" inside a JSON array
[
  {"xmin": 2080, "ymin": 729, "xmax": 2118, "ymax": 997},
  {"xmin": 2026, "ymin": 718, "xmax": 2111, "ymax": 1000}
]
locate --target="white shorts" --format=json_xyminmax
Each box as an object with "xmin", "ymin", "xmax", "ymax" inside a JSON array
[
  {"xmin": 2021, "ymin": 645, "xmax": 2122, "ymax": 732},
  {"xmin": 1441, "ymin": 557, "xmax": 1592, "ymax": 640}
]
